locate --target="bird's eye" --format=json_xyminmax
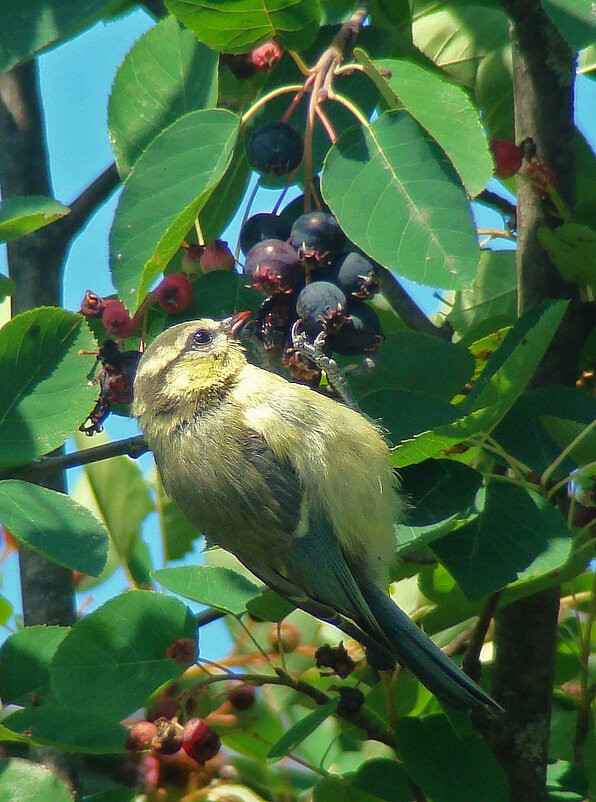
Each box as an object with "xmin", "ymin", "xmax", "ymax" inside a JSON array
[{"xmin": 192, "ymin": 329, "xmax": 212, "ymax": 346}]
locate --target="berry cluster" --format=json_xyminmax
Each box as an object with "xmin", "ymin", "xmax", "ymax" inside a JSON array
[{"xmin": 240, "ymin": 209, "xmax": 384, "ymax": 384}]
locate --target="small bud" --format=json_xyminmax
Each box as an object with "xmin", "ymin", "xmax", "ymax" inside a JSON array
[
  {"xmin": 165, "ymin": 637, "xmax": 196, "ymax": 665},
  {"xmin": 250, "ymin": 39, "xmax": 283, "ymax": 71}
]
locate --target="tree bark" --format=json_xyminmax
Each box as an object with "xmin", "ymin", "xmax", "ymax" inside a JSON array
[{"xmin": 487, "ymin": 3, "xmax": 594, "ymax": 799}]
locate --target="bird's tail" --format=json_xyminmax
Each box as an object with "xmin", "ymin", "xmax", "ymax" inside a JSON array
[{"xmin": 361, "ymin": 582, "xmax": 501, "ymax": 712}]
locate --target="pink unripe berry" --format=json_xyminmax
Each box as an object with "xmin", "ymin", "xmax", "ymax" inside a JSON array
[
  {"xmin": 155, "ymin": 273, "xmax": 193, "ymax": 314},
  {"xmin": 102, "ymin": 300, "xmax": 140, "ymax": 338},
  {"xmin": 181, "ymin": 243, "xmax": 204, "ymax": 276},
  {"xmin": 199, "ymin": 240, "xmax": 236, "ymax": 273},
  {"xmin": 126, "ymin": 720, "xmax": 158, "ymax": 752},
  {"xmin": 250, "ymin": 39, "xmax": 283, "ymax": 71}
]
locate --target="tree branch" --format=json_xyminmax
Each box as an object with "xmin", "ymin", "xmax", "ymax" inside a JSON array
[
  {"xmin": 376, "ymin": 266, "xmax": 452, "ymax": 340},
  {"xmin": 56, "ymin": 163, "xmax": 120, "ymax": 241}
]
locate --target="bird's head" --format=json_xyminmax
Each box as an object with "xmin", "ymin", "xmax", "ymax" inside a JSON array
[{"xmin": 132, "ymin": 312, "xmax": 251, "ymax": 420}]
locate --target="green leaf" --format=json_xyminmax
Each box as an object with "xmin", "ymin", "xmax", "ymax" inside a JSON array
[
  {"xmin": 396, "ymin": 715, "xmax": 509, "ymax": 802},
  {"xmin": 0, "ymin": 757, "xmax": 73, "ymax": 802},
  {"xmin": 0, "ymin": 626, "xmax": 69, "ymax": 705},
  {"xmin": 81, "ymin": 789, "xmax": 137, "ymax": 802},
  {"xmin": 0, "ymin": 307, "xmax": 98, "ymax": 469},
  {"xmin": 322, "ymin": 110, "xmax": 479, "ymax": 291},
  {"xmin": 0, "ymin": 273, "xmax": 16, "ymax": 303},
  {"xmin": 542, "ymin": 0, "xmax": 596, "ymax": 51},
  {"xmin": 313, "ymin": 776, "xmax": 390, "ymax": 802},
  {"xmin": 399, "ymin": 460, "xmax": 483, "ymax": 526},
  {"xmin": 538, "ymin": 223, "xmax": 596, "ymax": 287},
  {"xmin": 199, "ymin": 146, "xmax": 251, "ymax": 244},
  {"xmin": 110, "ymin": 109, "xmax": 239, "ymax": 310},
  {"xmin": 108, "ymin": 16, "xmax": 219, "ymax": 177},
  {"xmin": 51, "ymin": 590, "xmax": 197, "ymax": 721},
  {"xmin": 153, "ymin": 566, "xmax": 261, "ymax": 615},
  {"xmin": 475, "ymin": 45, "xmax": 514, "ymax": 141},
  {"xmin": 246, "ymin": 590, "xmax": 295, "ymax": 623},
  {"xmin": 447, "ymin": 249, "xmax": 517, "ymax": 340},
  {"xmin": 361, "ymin": 388, "xmax": 458, "ymax": 448},
  {"xmin": 431, "ymin": 484, "xmax": 572, "ymax": 600},
  {"xmin": 159, "ymin": 495, "xmax": 199, "ymax": 562},
  {"xmin": 0, "ymin": 0, "xmax": 125, "ymax": 72},
  {"xmin": 0, "ymin": 481, "xmax": 108, "ymax": 576},
  {"xmin": 267, "ymin": 699, "xmax": 338, "ymax": 760},
  {"xmin": 164, "ymin": 0, "xmax": 321, "ymax": 54},
  {"xmin": 540, "ymin": 416, "xmax": 596, "ymax": 470},
  {"xmin": 0, "ymin": 197, "xmax": 70, "ymax": 242},
  {"xmin": 356, "ymin": 53, "xmax": 492, "ymax": 197},
  {"xmin": 351, "ymin": 758, "xmax": 414, "ymax": 802},
  {"xmin": 1, "ymin": 705, "xmax": 127, "ymax": 754},
  {"xmin": 73, "ymin": 431, "xmax": 154, "ymax": 562}
]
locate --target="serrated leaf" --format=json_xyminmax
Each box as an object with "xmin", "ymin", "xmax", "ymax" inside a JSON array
[
  {"xmin": 0, "ymin": 307, "xmax": 98, "ymax": 468},
  {"xmin": 322, "ymin": 110, "xmax": 479, "ymax": 291},
  {"xmin": 164, "ymin": 0, "xmax": 321, "ymax": 54},
  {"xmin": 110, "ymin": 109, "xmax": 239, "ymax": 310},
  {"xmin": 0, "ymin": 757, "xmax": 73, "ymax": 802},
  {"xmin": 0, "ymin": 197, "xmax": 70, "ymax": 242},
  {"xmin": 355, "ymin": 52, "xmax": 492, "ymax": 197},
  {"xmin": 73, "ymin": 431, "xmax": 154, "ymax": 562},
  {"xmin": 108, "ymin": 16, "xmax": 219, "ymax": 177},
  {"xmin": 396, "ymin": 715, "xmax": 509, "ymax": 802},
  {"xmin": 540, "ymin": 416, "xmax": 596, "ymax": 470},
  {"xmin": 267, "ymin": 699, "xmax": 338, "ymax": 760},
  {"xmin": 538, "ymin": 222, "xmax": 596, "ymax": 287},
  {"xmin": 431, "ymin": 484, "xmax": 572, "ymax": 599},
  {"xmin": 0, "ymin": 626, "xmax": 69, "ymax": 705},
  {"xmin": 0, "ymin": 481, "xmax": 108, "ymax": 576},
  {"xmin": 51, "ymin": 590, "xmax": 197, "ymax": 721},
  {"xmin": 0, "ymin": 0, "xmax": 124, "ymax": 72},
  {"xmin": 153, "ymin": 566, "xmax": 261, "ymax": 615},
  {"xmin": 1, "ymin": 705, "xmax": 127, "ymax": 754}
]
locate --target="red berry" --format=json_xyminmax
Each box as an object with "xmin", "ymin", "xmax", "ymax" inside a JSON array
[
  {"xmin": 182, "ymin": 723, "xmax": 221, "ymax": 765},
  {"xmin": 250, "ymin": 39, "xmax": 283, "ymax": 71},
  {"xmin": 72, "ymin": 570, "xmax": 86, "ymax": 587},
  {"xmin": 126, "ymin": 720, "xmax": 158, "ymax": 752},
  {"xmin": 490, "ymin": 139, "xmax": 522, "ymax": 179},
  {"xmin": 181, "ymin": 243, "xmax": 204, "ymax": 276},
  {"xmin": 155, "ymin": 273, "xmax": 193, "ymax": 314},
  {"xmin": 80, "ymin": 290, "xmax": 105, "ymax": 318},
  {"xmin": 199, "ymin": 240, "xmax": 235, "ymax": 273},
  {"xmin": 527, "ymin": 162, "xmax": 558, "ymax": 197},
  {"xmin": 102, "ymin": 300, "xmax": 140, "ymax": 338},
  {"xmin": 227, "ymin": 685, "xmax": 256, "ymax": 711},
  {"xmin": 181, "ymin": 717, "xmax": 208, "ymax": 752}
]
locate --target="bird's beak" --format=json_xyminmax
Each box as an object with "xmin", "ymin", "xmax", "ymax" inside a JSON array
[{"xmin": 223, "ymin": 310, "xmax": 252, "ymax": 338}]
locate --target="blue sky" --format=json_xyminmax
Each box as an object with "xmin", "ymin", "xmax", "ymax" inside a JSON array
[{"xmin": 1, "ymin": 7, "xmax": 595, "ymax": 654}]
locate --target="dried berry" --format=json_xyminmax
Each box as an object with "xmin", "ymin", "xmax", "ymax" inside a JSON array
[
  {"xmin": 79, "ymin": 341, "xmax": 141, "ymax": 435},
  {"xmin": 165, "ymin": 637, "xmax": 196, "ymax": 665},
  {"xmin": 199, "ymin": 240, "xmax": 235, "ymax": 273},
  {"xmin": 490, "ymin": 139, "xmax": 522, "ymax": 179},
  {"xmin": 155, "ymin": 273, "xmax": 193, "ymax": 314},
  {"xmin": 247, "ymin": 121, "xmax": 304, "ymax": 177},
  {"xmin": 240, "ymin": 212, "xmax": 292, "ymax": 255},
  {"xmin": 256, "ymin": 294, "xmax": 296, "ymax": 353},
  {"xmin": 80, "ymin": 290, "xmax": 105, "ymax": 318},
  {"xmin": 244, "ymin": 238, "xmax": 303, "ymax": 294},
  {"xmin": 315, "ymin": 643, "xmax": 355, "ymax": 679},
  {"xmin": 335, "ymin": 686, "xmax": 365, "ymax": 716},
  {"xmin": 151, "ymin": 717, "xmax": 183, "ymax": 756}
]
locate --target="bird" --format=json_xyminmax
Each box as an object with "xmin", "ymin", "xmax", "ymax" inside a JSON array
[{"xmin": 132, "ymin": 312, "xmax": 499, "ymax": 712}]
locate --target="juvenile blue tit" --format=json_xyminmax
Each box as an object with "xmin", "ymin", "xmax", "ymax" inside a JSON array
[{"xmin": 133, "ymin": 313, "xmax": 498, "ymax": 711}]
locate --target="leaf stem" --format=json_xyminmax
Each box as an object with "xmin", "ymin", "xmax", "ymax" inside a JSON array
[
  {"xmin": 541, "ymin": 419, "xmax": 596, "ymax": 487},
  {"xmin": 241, "ymin": 85, "xmax": 304, "ymax": 126}
]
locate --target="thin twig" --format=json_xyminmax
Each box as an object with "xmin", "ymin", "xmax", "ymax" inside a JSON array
[
  {"xmin": 462, "ymin": 592, "xmax": 501, "ymax": 682},
  {"xmin": 56, "ymin": 163, "xmax": 120, "ymax": 240}
]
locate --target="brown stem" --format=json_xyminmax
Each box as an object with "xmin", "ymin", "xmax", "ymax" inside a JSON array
[
  {"xmin": 375, "ymin": 266, "xmax": 452, "ymax": 340},
  {"xmin": 55, "ymin": 163, "xmax": 120, "ymax": 240},
  {"xmin": 462, "ymin": 592, "xmax": 501, "ymax": 683}
]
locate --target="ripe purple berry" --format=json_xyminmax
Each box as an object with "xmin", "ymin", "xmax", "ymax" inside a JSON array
[
  {"xmin": 334, "ymin": 251, "xmax": 380, "ymax": 300},
  {"xmin": 290, "ymin": 212, "xmax": 346, "ymax": 265},
  {"xmin": 256, "ymin": 294, "xmax": 296, "ymax": 352},
  {"xmin": 247, "ymin": 121, "xmax": 304, "ymax": 177},
  {"xmin": 244, "ymin": 238, "xmax": 303, "ymax": 295},
  {"xmin": 296, "ymin": 281, "xmax": 348, "ymax": 335},
  {"xmin": 240, "ymin": 213, "xmax": 292, "ymax": 255},
  {"xmin": 328, "ymin": 302, "xmax": 384, "ymax": 356}
]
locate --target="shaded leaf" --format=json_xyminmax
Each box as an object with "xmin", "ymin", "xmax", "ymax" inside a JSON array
[
  {"xmin": 398, "ymin": 459, "xmax": 483, "ymax": 526},
  {"xmin": 0, "ymin": 307, "xmax": 97, "ymax": 469},
  {"xmin": 267, "ymin": 699, "xmax": 338, "ymax": 759},
  {"xmin": 153, "ymin": 566, "xmax": 261, "ymax": 615},
  {"xmin": 51, "ymin": 590, "xmax": 197, "ymax": 721},
  {"xmin": 0, "ymin": 480, "xmax": 108, "ymax": 576},
  {"xmin": 0, "ymin": 197, "xmax": 70, "ymax": 242},
  {"xmin": 432, "ymin": 484, "xmax": 572, "ymax": 599},
  {"xmin": 108, "ymin": 16, "xmax": 219, "ymax": 177},
  {"xmin": 246, "ymin": 591, "xmax": 295, "ymax": 623},
  {"xmin": 110, "ymin": 109, "xmax": 239, "ymax": 310},
  {"xmin": 0, "ymin": 273, "xmax": 15, "ymax": 303},
  {"xmin": 199, "ymin": 146, "xmax": 251, "ymax": 244},
  {"xmin": 322, "ymin": 110, "xmax": 479, "ymax": 291},
  {"xmin": 356, "ymin": 52, "xmax": 492, "ymax": 197},
  {"xmin": 475, "ymin": 45, "xmax": 514, "ymax": 141},
  {"xmin": 0, "ymin": 626, "xmax": 69, "ymax": 705},
  {"xmin": 538, "ymin": 222, "xmax": 596, "ymax": 287},
  {"xmin": 313, "ymin": 776, "xmax": 390, "ymax": 802},
  {"xmin": 360, "ymin": 388, "xmax": 458, "ymax": 446},
  {"xmin": 541, "ymin": 416, "xmax": 596, "ymax": 470},
  {"xmin": 0, "ymin": 757, "xmax": 73, "ymax": 802},
  {"xmin": 351, "ymin": 758, "xmax": 414, "ymax": 802},
  {"xmin": 542, "ymin": 0, "xmax": 596, "ymax": 51},
  {"xmin": 164, "ymin": 0, "xmax": 321, "ymax": 54}
]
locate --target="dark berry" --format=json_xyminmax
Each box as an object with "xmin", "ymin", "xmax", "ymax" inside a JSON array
[
  {"xmin": 151, "ymin": 717, "xmax": 183, "ymax": 756},
  {"xmin": 155, "ymin": 273, "xmax": 193, "ymax": 314},
  {"xmin": 256, "ymin": 294, "xmax": 296, "ymax": 352},
  {"xmin": 250, "ymin": 39, "xmax": 283, "ymax": 71},
  {"xmin": 240, "ymin": 213, "xmax": 291, "ymax": 255},
  {"xmin": 102, "ymin": 300, "xmax": 140, "ymax": 338},
  {"xmin": 147, "ymin": 695, "xmax": 180, "ymax": 723},
  {"xmin": 227, "ymin": 685, "xmax": 256, "ymax": 711},
  {"xmin": 126, "ymin": 720, "xmax": 158, "ymax": 752},
  {"xmin": 290, "ymin": 212, "xmax": 346, "ymax": 265},
  {"xmin": 328, "ymin": 302, "xmax": 384, "ymax": 356},
  {"xmin": 296, "ymin": 281, "xmax": 348, "ymax": 335},
  {"xmin": 315, "ymin": 643, "xmax": 355, "ymax": 679},
  {"xmin": 199, "ymin": 240, "xmax": 235, "ymax": 273},
  {"xmin": 80, "ymin": 290, "xmax": 105, "ymax": 318},
  {"xmin": 181, "ymin": 717, "xmax": 208, "ymax": 752},
  {"xmin": 220, "ymin": 53, "xmax": 256, "ymax": 80},
  {"xmin": 336, "ymin": 686, "xmax": 365, "ymax": 716},
  {"xmin": 334, "ymin": 251, "xmax": 380, "ymax": 300},
  {"xmin": 182, "ymin": 725, "xmax": 221, "ymax": 765},
  {"xmin": 244, "ymin": 238, "xmax": 303, "ymax": 294},
  {"xmin": 247, "ymin": 121, "xmax": 303, "ymax": 177},
  {"xmin": 490, "ymin": 139, "xmax": 522, "ymax": 179}
]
